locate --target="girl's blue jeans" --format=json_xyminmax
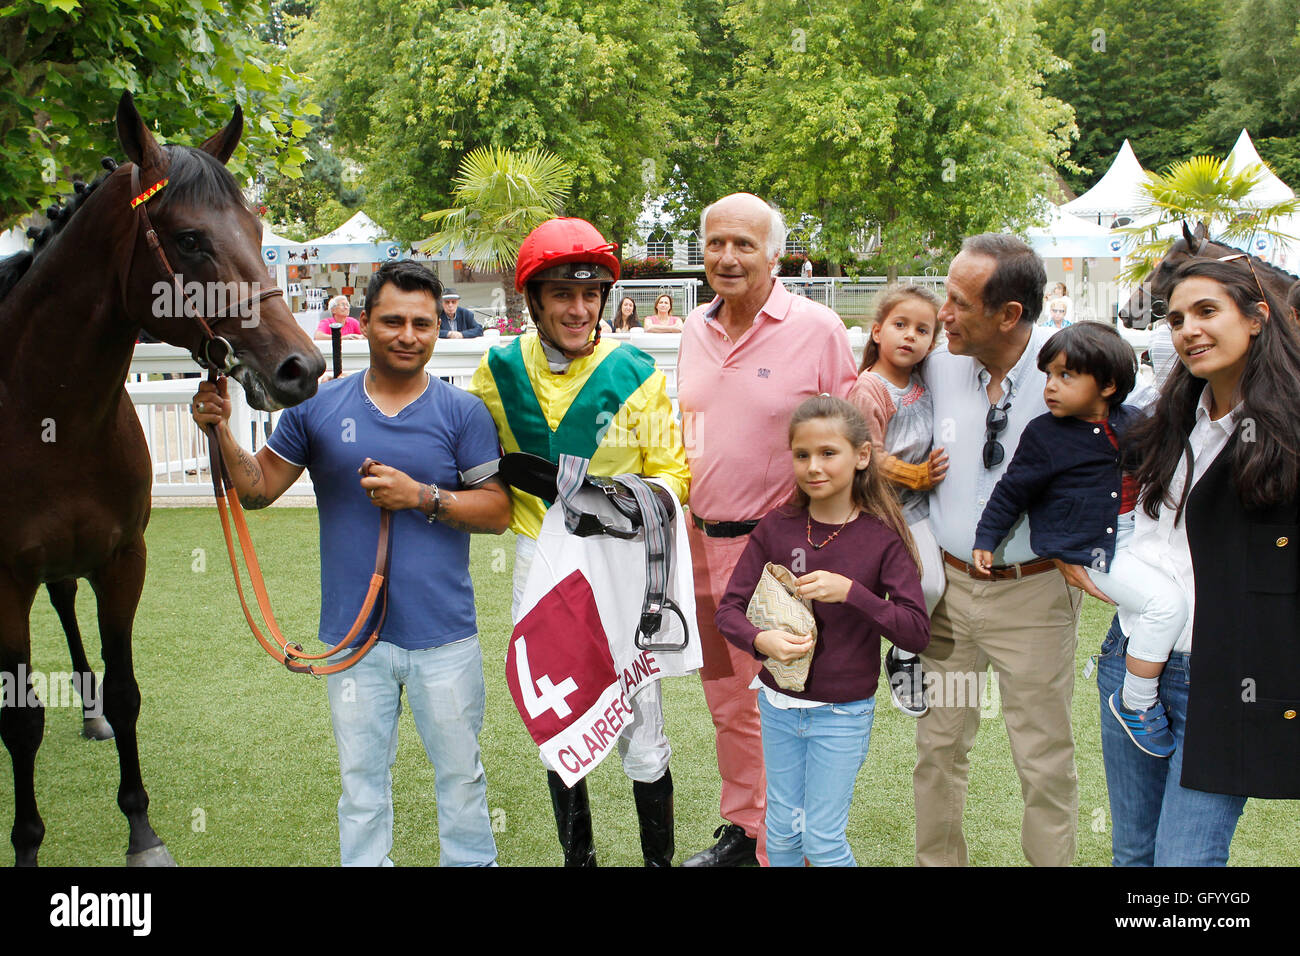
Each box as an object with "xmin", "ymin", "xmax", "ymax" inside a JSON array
[{"xmin": 758, "ymin": 692, "xmax": 875, "ymax": 867}]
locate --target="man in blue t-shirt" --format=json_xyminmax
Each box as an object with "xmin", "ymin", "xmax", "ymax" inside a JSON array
[{"xmin": 192, "ymin": 260, "xmax": 510, "ymax": 866}]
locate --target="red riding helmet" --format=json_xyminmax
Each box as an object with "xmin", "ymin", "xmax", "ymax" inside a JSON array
[{"xmin": 515, "ymin": 217, "xmax": 620, "ymax": 291}]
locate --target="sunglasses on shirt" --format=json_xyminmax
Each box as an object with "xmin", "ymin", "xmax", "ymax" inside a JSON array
[{"xmin": 983, "ymin": 401, "xmax": 1011, "ymax": 469}]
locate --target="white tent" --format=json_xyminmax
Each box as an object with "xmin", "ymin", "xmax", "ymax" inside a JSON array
[
  {"xmin": 1026, "ymin": 204, "xmax": 1121, "ymax": 259},
  {"xmin": 1225, "ymin": 129, "xmax": 1295, "ymax": 208},
  {"xmin": 1061, "ymin": 140, "xmax": 1149, "ymax": 224}
]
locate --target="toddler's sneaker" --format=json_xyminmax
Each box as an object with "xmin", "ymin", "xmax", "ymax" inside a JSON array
[
  {"xmin": 1108, "ymin": 689, "xmax": 1176, "ymax": 758},
  {"xmin": 885, "ymin": 646, "xmax": 929, "ymax": 718}
]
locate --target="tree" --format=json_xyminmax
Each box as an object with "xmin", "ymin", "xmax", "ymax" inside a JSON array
[
  {"xmin": 294, "ymin": 0, "xmax": 693, "ymax": 247},
  {"xmin": 421, "ymin": 146, "xmax": 575, "ymax": 327},
  {"xmin": 1203, "ymin": 0, "xmax": 1300, "ymax": 183},
  {"xmin": 260, "ymin": 102, "xmax": 363, "ymax": 241},
  {"xmin": 0, "ymin": 0, "xmax": 318, "ymax": 228},
  {"xmin": 728, "ymin": 0, "xmax": 1076, "ymax": 278},
  {"xmin": 1037, "ymin": 0, "xmax": 1226, "ymax": 194},
  {"xmin": 656, "ymin": 0, "xmax": 752, "ymax": 235},
  {"xmin": 1117, "ymin": 154, "xmax": 1300, "ymax": 283}
]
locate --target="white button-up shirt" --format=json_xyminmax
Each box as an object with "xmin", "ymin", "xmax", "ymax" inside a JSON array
[
  {"xmin": 924, "ymin": 324, "xmax": 1057, "ymax": 565},
  {"xmin": 1119, "ymin": 385, "xmax": 1238, "ymax": 654}
]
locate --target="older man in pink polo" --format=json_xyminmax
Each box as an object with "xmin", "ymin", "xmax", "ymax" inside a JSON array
[{"xmin": 677, "ymin": 193, "xmax": 857, "ymax": 866}]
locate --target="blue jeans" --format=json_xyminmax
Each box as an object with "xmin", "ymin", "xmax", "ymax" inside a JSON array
[
  {"xmin": 326, "ymin": 637, "xmax": 497, "ymax": 866},
  {"xmin": 759, "ymin": 693, "xmax": 875, "ymax": 867},
  {"xmin": 1097, "ymin": 615, "xmax": 1245, "ymax": 866}
]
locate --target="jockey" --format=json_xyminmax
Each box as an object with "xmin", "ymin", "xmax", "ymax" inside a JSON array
[{"xmin": 470, "ymin": 217, "xmax": 690, "ymax": 866}]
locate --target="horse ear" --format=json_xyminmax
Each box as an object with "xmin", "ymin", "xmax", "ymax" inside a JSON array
[
  {"xmin": 1182, "ymin": 221, "xmax": 1197, "ymax": 248},
  {"xmin": 115, "ymin": 92, "xmax": 165, "ymax": 173},
  {"xmin": 1194, "ymin": 220, "xmax": 1209, "ymax": 241},
  {"xmin": 198, "ymin": 105, "xmax": 243, "ymax": 166}
]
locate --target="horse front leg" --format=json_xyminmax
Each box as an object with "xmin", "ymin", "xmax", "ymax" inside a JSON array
[
  {"xmin": 90, "ymin": 539, "xmax": 175, "ymax": 866},
  {"xmin": 0, "ymin": 572, "xmax": 42, "ymax": 866},
  {"xmin": 46, "ymin": 580, "xmax": 114, "ymax": 740}
]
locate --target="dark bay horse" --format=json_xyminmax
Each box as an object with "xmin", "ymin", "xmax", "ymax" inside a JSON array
[
  {"xmin": 0, "ymin": 93, "xmax": 324, "ymax": 865},
  {"xmin": 1120, "ymin": 221, "xmax": 1300, "ymax": 327}
]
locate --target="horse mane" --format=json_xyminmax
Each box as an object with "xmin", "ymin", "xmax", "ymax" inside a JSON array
[
  {"xmin": 0, "ymin": 167, "xmax": 112, "ymax": 302},
  {"xmin": 1204, "ymin": 233, "xmax": 1300, "ymax": 286},
  {"xmin": 0, "ymin": 144, "xmax": 249, "ymax": 304}
]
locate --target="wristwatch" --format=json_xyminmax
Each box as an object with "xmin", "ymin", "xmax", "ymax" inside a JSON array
[{"xmin": 425, "ymin": 483, "xmax": 442, "ymax": 524}]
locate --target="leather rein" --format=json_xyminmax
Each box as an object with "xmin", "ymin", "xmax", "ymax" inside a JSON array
[{"xmin": 129, "ymin": 164, "xmax": 390, "ymax": 676}]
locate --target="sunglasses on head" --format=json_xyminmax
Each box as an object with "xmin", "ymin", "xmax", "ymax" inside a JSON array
[
  {"xmin": 1216, "ymin": 253, "xmax": 1269, "ymax": 306},
  {"xmin": 983, "ymin": 401, "xmax": 1011, "ymax": 469}
]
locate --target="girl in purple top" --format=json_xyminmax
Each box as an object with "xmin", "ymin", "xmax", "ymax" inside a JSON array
[{"xmin": 716, "ymin": 396, "xmax": 930, "ymax": 866}]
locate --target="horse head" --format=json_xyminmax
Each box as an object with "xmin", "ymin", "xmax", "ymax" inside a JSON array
[
  {"xmin": 115, "ymin": 92, "xmax": 324, "ymax": 410},
  {"xmin": 1119, "ymin": 221, "xmax": 1212, "ymax": 328}
]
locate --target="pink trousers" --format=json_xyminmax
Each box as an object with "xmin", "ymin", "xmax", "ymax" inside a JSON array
[{"xmin": 689, "ymin": 522, "xmax": 769, "ymax": 866}]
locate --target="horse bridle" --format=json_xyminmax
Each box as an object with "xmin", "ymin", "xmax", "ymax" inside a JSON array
[
  {"xmin": 129, "ymin": 163, "xmax": 285, "ymax": 373},
  {"xmin": 129, "ymin": 164, "xmax": 390, "ymax": 676}
]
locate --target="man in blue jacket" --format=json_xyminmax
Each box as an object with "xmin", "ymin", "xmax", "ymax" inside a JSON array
[{"xmin": 439, "ymin": 288, "xmax": 485, "ymax": 339}]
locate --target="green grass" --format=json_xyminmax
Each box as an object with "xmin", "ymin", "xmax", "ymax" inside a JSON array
[{"xmin": 4, "ymin": 508, "xmax": 1296, "ymax": 866}]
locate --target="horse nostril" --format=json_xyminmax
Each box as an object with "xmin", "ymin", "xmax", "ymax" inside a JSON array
[
  {"xmin": 274, "ymin": 351, "xmax": 326, "ymax": 401},
  {"xmin": 277, "ymin": 355, "xmax": 305, "ymax": 383}
]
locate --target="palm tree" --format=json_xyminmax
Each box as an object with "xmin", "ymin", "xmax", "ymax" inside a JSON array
[
  {"xmin": 1117, "ymin": 154, "xmax": 1299, "ymax": 284},
  {"xmin": 420, "ymin": 146, "xmax": 574, "ymax": 331}
]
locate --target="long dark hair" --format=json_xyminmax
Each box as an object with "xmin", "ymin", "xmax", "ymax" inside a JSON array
[
  {"xmin": 785, "ymin": 395, "xmax": 920, "ymax": 573},
  {"xmin": 1129, "ymin": 258, "xmax": 1300, "ymax": 523},
  {"xmin": 858, "ymin": 284, "xmax": 940, "ymax": 372},
  {"xmin": 614, "ymin": 295, "xmax": 640, "ymax": 331}
]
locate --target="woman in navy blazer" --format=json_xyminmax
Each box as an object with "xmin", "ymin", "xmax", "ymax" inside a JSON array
[{"xmin": 1083, "ymin": 257, "xmax": 1300, "ymax": 866}]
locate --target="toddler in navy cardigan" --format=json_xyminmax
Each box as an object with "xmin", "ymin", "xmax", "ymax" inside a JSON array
[{"xmin": 972, "ymin": 323, "xmax": 1186, "ymax": 759}]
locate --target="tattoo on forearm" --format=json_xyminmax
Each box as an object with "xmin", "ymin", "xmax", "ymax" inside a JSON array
[
  {"xmin": 418, "ymin": 483, "xmax": 436, "ymax": 515},
  {"xmin": 236, "ymin": 447, "xmax": 262, "ymax": 487}
]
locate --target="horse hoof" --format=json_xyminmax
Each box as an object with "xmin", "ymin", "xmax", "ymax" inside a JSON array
[
  {"xmin": 126, "ymin": 843, "xmax": 177, "ymax": 867},
  {"xmin": 81, "ymin": 716, "xmax": 114, "ymax": 740}
]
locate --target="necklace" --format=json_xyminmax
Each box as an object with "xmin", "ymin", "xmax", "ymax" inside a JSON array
[{"xmin": 806, "ymin": 508, "xmax": 856, "ymax": 550}]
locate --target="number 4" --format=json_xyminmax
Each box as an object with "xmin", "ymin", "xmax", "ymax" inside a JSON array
[{"xmin": 514, "ymin": 635, "xmax": 579, "ymax": 720}]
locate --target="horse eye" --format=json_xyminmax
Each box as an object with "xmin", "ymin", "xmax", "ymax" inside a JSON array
[{"xmin": 176, "ymin": 233, "xmax": 201, "ymax": 254}]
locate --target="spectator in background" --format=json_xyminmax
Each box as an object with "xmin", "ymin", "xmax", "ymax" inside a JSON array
[
  {"xmin": 315, "ymin": 294, "xmax": 363, "ymax": 340},
  {"xmin": 1043, "ymin": 281, "xmax": 1072, "ymax": 323},
  {"xmin": 1040, "ymin": 297, "xmax": 1072, "ymax": 331},
  {"xmin": 644, "ymin": 293, "xmax": 684, "ymax": 333},
  {"xmin": 439, "ymin": 288, "xmax": 485, "ymax": 339},
  {"xmin": 614, "ymin": 295, "xmax": 642, "ymax": 332}
]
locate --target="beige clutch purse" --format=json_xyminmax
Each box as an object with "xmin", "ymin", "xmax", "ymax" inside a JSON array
[{"xmin": 745, "ymin": 562, "xmax": 818, "ymax": 692}]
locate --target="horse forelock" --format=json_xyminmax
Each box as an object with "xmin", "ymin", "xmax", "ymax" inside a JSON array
[{"xmin": 153, "ymin": 145, "xmax": 249, "ymax": 215}]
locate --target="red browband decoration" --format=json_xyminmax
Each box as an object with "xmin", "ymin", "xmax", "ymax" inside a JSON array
[{"xmin": 129, "ymin": 178, "xmax": 169, "ymax": 208}]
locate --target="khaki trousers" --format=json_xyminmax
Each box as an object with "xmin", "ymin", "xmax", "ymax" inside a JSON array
[{"xmin": 913, "ymin": 562, "xmax": 1082, "ymax": 866}]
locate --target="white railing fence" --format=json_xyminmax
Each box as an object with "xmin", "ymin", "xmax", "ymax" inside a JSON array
[
  {"xmin": 129, "ymin": 327, "xmax": 864, "ymax": 497},
  {"xmin": 129, "ymin": 303, "xmax": 1149, "ymax": 499},
  {"xmin": 609, "ymin": 278, "xmax": 703, "ymax": 322}
]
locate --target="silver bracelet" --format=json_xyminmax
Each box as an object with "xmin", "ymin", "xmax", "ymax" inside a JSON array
[{"xmin": 425, "ymin": 483, "xmax": 442, "ymax": 524}]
